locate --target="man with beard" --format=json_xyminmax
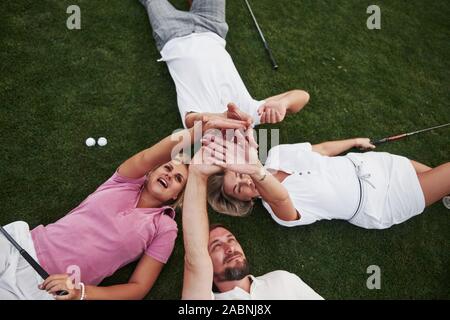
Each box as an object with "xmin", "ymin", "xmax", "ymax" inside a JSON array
[{"xmin": 181, "ymin": 147, "xmax": 323, "ymax": 300}]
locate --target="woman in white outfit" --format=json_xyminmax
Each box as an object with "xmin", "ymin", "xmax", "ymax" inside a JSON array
[{"xmin": 205, "ymin": 130, "xmax": 450, "ymax": 229}]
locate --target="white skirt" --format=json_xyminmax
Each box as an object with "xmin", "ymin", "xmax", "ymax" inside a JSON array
[
  {"xmin": 347, "ymin": 152, "xmax": 426, "ymax": 229},
  {"xmin": 0, "ymin": 221, "xmax": 54, "ymax": 300}
]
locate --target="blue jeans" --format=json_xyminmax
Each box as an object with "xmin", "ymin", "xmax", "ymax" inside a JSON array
[{"xmin": 140, "ymin": 0, "xmax": 229, "ymax": 51}]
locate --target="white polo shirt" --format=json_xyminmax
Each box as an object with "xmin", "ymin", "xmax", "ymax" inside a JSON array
[
  {"xmin": 213, "ymin": 270, "xmax": 323, "ymax": 300},
  {"xmin": 159, "ymin": 32, "xmax": 265, "ymax": 128},
  {"xmin": 262, "ymin": 143, "xmax": 360, "ymax": 226}
]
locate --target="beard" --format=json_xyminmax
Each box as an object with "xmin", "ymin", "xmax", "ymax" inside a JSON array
[{"xmin": 214, "ymin": 258, "xmax": 250, "ymax": 282}]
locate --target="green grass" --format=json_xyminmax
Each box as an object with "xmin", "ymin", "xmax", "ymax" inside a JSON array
[{"xmin": 1, "ymin": 0, "xmax": 449, "ymax": 299}]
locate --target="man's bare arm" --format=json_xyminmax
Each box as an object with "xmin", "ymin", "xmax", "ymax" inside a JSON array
[
  {"xmin": 258, "ymin": 89, "xmax": 310, "ymax": 124},
  {"xmin": 181, "ymin": 151, "xmax": 219, "ymax": 299},
  {"xmin": 185, "ymin": 104, "xmax": 253, "ymax": 129}
]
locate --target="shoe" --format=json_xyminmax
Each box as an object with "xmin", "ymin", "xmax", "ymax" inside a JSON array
[{"xmin": 443, "ymin": 196, "xmax": 450, "ymax": 209}]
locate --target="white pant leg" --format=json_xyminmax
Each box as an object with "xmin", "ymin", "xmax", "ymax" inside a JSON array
[
  {"xmin": 0, "ymin": 221, "xmax": 53, "ymax": 300},
  {"xmin": 0, "ymin": 238, "xmax": 17, "ymax": 300}
]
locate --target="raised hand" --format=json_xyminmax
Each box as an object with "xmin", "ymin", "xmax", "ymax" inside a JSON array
[
  {"xmin": 226, "ymin": 102, "xmax": 253, "ymax": 126},
  {"xmin": 257, "ymin": 99, "xmax": 288, "ymax": 124},
  {"xmin": 190, "ymin": 145, "xmax": 223, "ymax": 177},
  {"xmin": 199, "ymin": 114, "xmax": 248, "ymax": 133},
  {"xmin": 202, "ymin": 128, "xmax": 261, "ymax": 175}
]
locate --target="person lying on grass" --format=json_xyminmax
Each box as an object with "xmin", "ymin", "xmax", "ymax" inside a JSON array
[
  {"xmin": 181, "ymin": 147, "xmax": 323, "ymax": 299},
  {"xmin": 0, "ymin": 117, "xmax": 246, "ymax": 300},
  {"xmin": 139, "ymin": 0, "xmax": 310, "ymax": 128},
  {"xmin": 205, "ymin": 129, "xmax": 450, "ymax": 230}
]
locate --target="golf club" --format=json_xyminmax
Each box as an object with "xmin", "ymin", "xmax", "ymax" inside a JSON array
[
  {"xmin": 0, "ymin": 225, "xmax": 68, "ymax": 296},
  {"xmin": 371, "ymin": 123, "xmax": 450, "ymax": 145},
  {"xmin": 244, "ymin": 0, "xmax": 278, "ymax": 70}
]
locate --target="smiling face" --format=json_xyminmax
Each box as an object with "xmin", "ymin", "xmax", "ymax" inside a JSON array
[
  {"xmin": 223, "ymin": 170, "xmax": 259, "ymax": 202},
  {"xmin": 146, "ymin": 160, "xmax": 188, "ymax": 205},
  {"xmin": 209, "ymin": 227, "xmax": 250, "ymax": 283}
]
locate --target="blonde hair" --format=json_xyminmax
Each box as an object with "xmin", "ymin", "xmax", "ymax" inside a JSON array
[
  {"xmin": 207, "ymin": 173, "xmax": 254, "ymax": 217},
  {"xmin": 169, "ymin": 153, "xmax": 190, "ymax": 211},
  {"xmin": 169, "ymin": 188, "xmax": 185, "ymax": 211}
]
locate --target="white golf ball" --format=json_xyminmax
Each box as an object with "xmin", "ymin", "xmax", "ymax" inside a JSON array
[
  {"xmin": 97, "ymin": 137, "xmax": 107, "ymax": 147},
  {"xmin": 85, "ymin": 137, "xmax": 96, "ymax": 147}
]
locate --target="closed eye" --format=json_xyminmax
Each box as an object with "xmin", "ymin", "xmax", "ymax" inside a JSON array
[
  {"xmin": 209, "ymin": 241, "xmax": 221, "ymax": 252},
  {"xmin": 233, "ymin": 172, "xmax": 243, "ymax": 194}
]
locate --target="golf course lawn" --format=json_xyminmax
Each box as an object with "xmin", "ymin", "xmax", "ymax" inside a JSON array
[{"xmin": 1, "ymin": 0, "xmax": 449, "ymax": 299}]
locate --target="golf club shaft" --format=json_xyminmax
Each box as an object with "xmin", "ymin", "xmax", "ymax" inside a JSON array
[
  {"xmin": 244, "ymin": 0, "xmax": 278, "ymax": 70},
  {"xmin": 0, "ymin": 225, "xmax": 68, "ymax": 296},
  {"xmin": 406, "ymin": 122, "xmax": 450, "ymax": 136},
  {"xmin": 371, "ymin": 123, "xmax": 450, "ymax": 145}
]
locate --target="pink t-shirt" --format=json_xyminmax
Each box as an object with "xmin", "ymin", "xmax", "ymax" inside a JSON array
[{"xmin": 31, "ymin": 171, "xmax": 178, "ymax": 285}]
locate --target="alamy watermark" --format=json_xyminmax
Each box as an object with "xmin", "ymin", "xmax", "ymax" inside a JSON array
[
  {"xmin": 367, "ymin": 5, "xmax": 381, "ymax": 30},
  {"xmin": 65, "ymin": 265, "xmax": 82, "ymax": 289},
  {"xmin": 169, "ymin": 125, "xmax": 280, "ymax": 166},
  {"xmin": 366, "ymin": 265, "xmax": 381, "ymax": 289},
  {"xmin": 66, "ymin": 5, "xmax": 81, "ymax": 30}
]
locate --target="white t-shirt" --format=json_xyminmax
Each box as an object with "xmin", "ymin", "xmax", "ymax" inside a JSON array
[
  {"xmin": 213, "ymin": 270, "xmax": 323, "ymax": 300},
  {"xmin": 159, "ymin": 32, "xmax": 265, "ymax": 128},
  {"xmin": 262, "ymin": 143, "xmax": 361, "ymax": 226}
]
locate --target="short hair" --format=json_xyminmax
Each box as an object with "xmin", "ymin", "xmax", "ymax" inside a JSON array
[
  {"xmin": 207, "ymin": 173, "xmax": 254, "ymax": 217},
  {"xmin": 209, "ymin": 223, "xmax": 229, "ymax": 233}
]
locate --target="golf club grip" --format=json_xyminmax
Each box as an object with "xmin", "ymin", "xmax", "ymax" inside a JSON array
[
  {"xmin": 264, "ymin": 42, "xmax": 278, "ymax": 69},
  {"xmin": 371, "ymin": 138, "xmax": 387, "ymax": 145},
  {"xmin": 20, "ymin": 250, "xmax": 69, "ymax": 296},
  {"xmin": 372, "ymin": 133, "xmax": 408, "ymax": 145},
  {"xmin": 20, "ymin": 249, "xmax": 49, "ymax": 279}
]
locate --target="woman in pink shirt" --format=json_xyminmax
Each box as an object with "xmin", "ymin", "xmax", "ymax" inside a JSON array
[{"xmin": 0, "ymin": 117, "xmax": 248, "ymax": 300}]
